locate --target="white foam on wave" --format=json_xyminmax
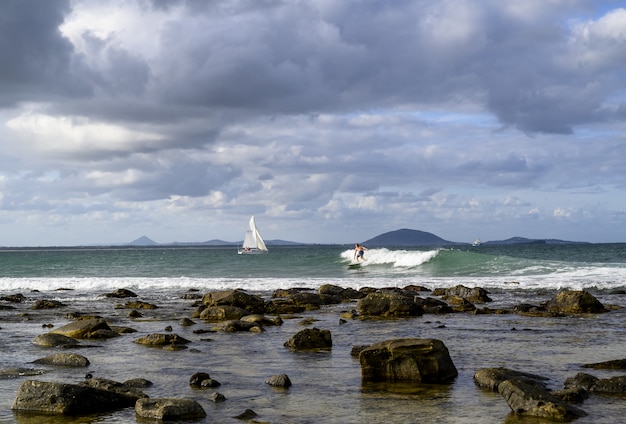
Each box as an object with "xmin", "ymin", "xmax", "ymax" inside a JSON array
[{"xmin": 340, "ymin": 248, "xmax": 439, "ymax": 267}]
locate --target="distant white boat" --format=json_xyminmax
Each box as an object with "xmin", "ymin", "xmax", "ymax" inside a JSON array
[
  {"xmin": 471, "ymin": 238, "xmax": 482, "ymax": 247},
  {"xmin": 238, "ymin": 216, "xmax": 268, "ymax": 254}
]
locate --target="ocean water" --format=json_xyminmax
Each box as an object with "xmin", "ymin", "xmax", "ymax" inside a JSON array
[{"xmin": 1, "ymin": 244, "xmax": 626, "ymax": 423}]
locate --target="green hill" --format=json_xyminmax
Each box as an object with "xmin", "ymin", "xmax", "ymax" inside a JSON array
[{"xmin": 363, "ymin": 229, "xmax": 458, "ymax": 246}]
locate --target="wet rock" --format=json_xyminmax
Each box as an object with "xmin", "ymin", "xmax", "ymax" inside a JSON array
[
  {"xmin": 318, "ymin": 284, "xmax": 365, "ymax": 300},
  {"xmin": 104, "ymin": 288, "xmax": 137, "ymax": 298},
  {"xmin": 433, "ymin": 284, "xmax": 492, "ymax": 303},
  {"xmin": 124, "ymin": 378, "xmax": 153, "ymax": 388},
  {"xmin": 127, "ymin": 310, "xmax": 142, "ymax": 318},
  {"xmin": 565, "ymin": 372, "xmax": 626, "ymax": 394},
  {"xmin": 190, "ymin": 372, "xmax": 221, "ymax": 388},
  {"xmin": 582, "ymin": 359, "xmax": 626, "ymax": 370},
  {"xmin": 135, "ymin": 398, "xmax": 206, "ymax": 420},
  {"xmin": 212, "ymin": 319, "xmax": 263, "ymax": 332},
  {"xmin": 240, "ymin": 314, "xmax": 283, "ymax": 326},
  {"xmin": 32, "ymin": 333, "xmax": 80, "ymax": 347},
  {"xmin": 190, "ymin": 372, "xmax": 211, "ymax": 386},
  {"xmin": 32, "ymin": 353, "xmax": 90, "ymax": 367},
  {"xmin": 1, "ymin": 293, "xmax": 27, "ymax": 303},
  {"xmin": 209, "ymin": 392, "xmax": 226, "ymax": 402},
  {"xmin": 264, "ymin": 298, "xmax": 305, "ymax": 314},
  {"xmin": 134, "ymin": 333, "xmax": 191, "ymax": 347},
  {"xmin": 357, "ymin": 291, "xmax": 423, "ymax": 318},
  {"xmin": 179, "ymin": 317, "xmax": 196, "ymax": 326},
  {"xmin": 200, "ymin": 305, "xmax": 249, "ymax": 321},
  {"xmin": 284, "ymin": 327, "xmax": 332, "ymax": 350},
  {"xmin": 50, "ymin": 318, "xmax": 113, "ymax": 339},
  {"xmin": 360, "ymin": 338, "xmax": 457, "ymax": 383},
  {"xmin": 498, "ymin": 378, "xmax": 586, "ymax": 421},
  {"xmin": 31, "ymin": 300, "xmax": 66, "ymax": 309},
  {"xmin": 545, "ymin": 290, "xmax": 606, "ymax": 314},
  {"xmin": 202, "ymin": 289, "xmax": 265, "ymax": 314},
  {"xmin": 117, "ymin": 300, "xmax": 158, "ymax": 309},
  {"xmin": 0, "ymin": 368, "xmax": 46, "ymax": 378},
  {"xmin": 12, "ymin": 379, "xmax": 145, "ymax": 415},
  {"xmin": 266, "ymin": 374, "xmax": 292, "ymax": 387},
  {"xmin": 473, "ymin": 368, "xmax": 549, "ymax": 392},
  {"xmin": 234, "ymin": 408, "xmax": 257, "ymax": 420}
]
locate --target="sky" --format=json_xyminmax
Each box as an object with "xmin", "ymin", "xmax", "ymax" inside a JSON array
[{"xmin": 1, "ymin": 0, "xmax": 626, "ymax": 246}]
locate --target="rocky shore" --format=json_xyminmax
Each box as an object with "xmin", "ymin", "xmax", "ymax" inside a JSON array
[{"xmin": 2, "ymin": 284, "xmax": 626, "ymax": 422}]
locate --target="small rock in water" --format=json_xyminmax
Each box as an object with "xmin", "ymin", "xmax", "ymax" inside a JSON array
[
  {"xmin": 265, "ymin": 374, "xmax": 292, "ymax": 388},
  {"xmin": 234, "ymin": 409, "xmax": 257, "ymax": 420},
  {"xmin": 209, "ymin": 392, "xmax": 226, "ymax": 402}
]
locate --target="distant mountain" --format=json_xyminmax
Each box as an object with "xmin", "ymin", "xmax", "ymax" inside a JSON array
[
  {"xmin": 126, "ymin": 237, "xmax": 303, "ymax": 247},
  {"xmin": 483, "ymin": 237, "xmax": 590, "ymax": 245},
  {"xmin": 363, "ymin": 229, "xmax": 459, "ymax": 247},
  {"xmin": 129, "ymin": 236, "xmax": 158, "ymax": 246}
]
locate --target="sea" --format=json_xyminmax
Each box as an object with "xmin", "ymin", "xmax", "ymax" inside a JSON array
[{"xmin": 1, "ymin": 243, "xmax": 625, "ymax": 423}]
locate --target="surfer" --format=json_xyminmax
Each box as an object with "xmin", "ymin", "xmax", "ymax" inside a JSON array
[{"xmin": 354, "ymin": 244, "xmax": 368, "ymax": 262}]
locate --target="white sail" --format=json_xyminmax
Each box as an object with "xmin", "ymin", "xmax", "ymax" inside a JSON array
[{"xmin": 239, "ymin": 216, "xmax": 268, "ymax": 254}]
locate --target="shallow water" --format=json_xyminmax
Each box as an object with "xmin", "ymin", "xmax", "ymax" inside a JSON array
[
  {"xmin": 1, "ymin": 287, "xmax": 625, "ymax": 424},
  {"xmin": 1, "ymin": 245, "xmax": 626, "ymax": 423}
]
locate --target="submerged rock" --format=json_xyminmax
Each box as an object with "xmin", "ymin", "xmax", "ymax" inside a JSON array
[
  {"xmin": 135, "ymin": 398, "xmax": 206, "ymax": 420},
  {"xmin": 32, "ymin": 333, "xmax": 80, "ymax": 347},
  {"xmin": 134, "ymin": 333, "xmax": 191, "ymax": 347},
  {"xmin": 32, "ymin": 353, "xmax": 90, "ymax": 367}
]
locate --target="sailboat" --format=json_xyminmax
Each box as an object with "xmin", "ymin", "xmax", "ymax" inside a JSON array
[{"xmin": 237, "ymin": 215, "xmax": 268, "ymax": 254}]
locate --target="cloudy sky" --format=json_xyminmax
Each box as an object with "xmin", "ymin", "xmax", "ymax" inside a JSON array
[{"xmin": 1, "ymin": 0, "xmax": 626, "ymax": 246}]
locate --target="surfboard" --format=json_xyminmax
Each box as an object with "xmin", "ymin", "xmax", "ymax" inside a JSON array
[{"xmin": 348, "ymin": 263, "xmax": 361, "ymax": 269}]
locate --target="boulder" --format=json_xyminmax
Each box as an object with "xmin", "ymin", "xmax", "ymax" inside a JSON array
[
  {"xmin": 104, "ymin": 288, "xmax": 137, "ymax": 298},
  {"xmin": 360, "ymin": 338, "xmax": 457, "ymax": 383},
  {"xmin": 240, "ymin": 314, "xmax": 283, "ymax": 326},
  {"xmin": 117, "ymin": 300, "xmax": 158, "ymax": 309},
  {"xmin": 318, "ymin": 284, "xmax": 365, "ymax": 300},
  {"xmin": 134, "ymin": 333, "xmax": 191, "ymax": 347},
  {"xmin": 545, "ymin": 290, "xmax": 606, "ymax": 314},
  {"xmin": 357, "ymin": 291, "xmax": 423, "ymax": 318},
  {"xmin": 212, "ymin": 319, "xmax": 263, "ymax": 332},
  {"xmin": 202, "ymin": 289, "xmax": 265, "ymax": 314},
  {"xmin": 1, "ymin": 293, "xmax": 27, "ymax": 303},
  {"xmin": 123, "ymin": 378, "xmax": 153, "ymax": 388},
  {"xmin": 135, "ymin": 398, "xmax": 206, "ymax": 420},
  {"xmin": 79, "ymin": 377, "xmax": 147, "ymax": 400},
  {"xmin": 498, "ymin": 378, "xmax": 586, "ymax": 421},
  {"xmin": 31, "ymin": 300, "xmax": 66, "ymax": 309},
  {"xmin": 32, "ymin": 333, "xmax": 80, "ymax": 347},
  {"xmin": 12, "ymin": 379, "xmax": 145, "ymax": 415},
  {"xmin": 582, "ymin": 359, "xmax": 626, "ymax": 370},
  {"xmin": 50, "ymin": 318, "xmax": 112, "ymax": 339},
  {"xmin": 32, "ymin": 353, "xmax": 90, "ymax": 367},
  {"xmin": 474, "ymin": 367, "xmax": 549, "ymax": 392},
  {"xmin": 199, "ymin": 305, "xmax": 249, "ymax": 321},
  {"xmin": 266, "ymin": 374, "xmax": 292, "ymax": 387},
  {"xmin": 284, "ymin": 327, "xmax": 332, "ymax": 350},
  {"xmin": 565, "ymin": 372, "xmax": 626, "ymax": 394},
  {"xmin": 433, "ymin": 285, "xmax": 492, "ymax": 303},
  {"xmin": 264, "ymin": 298, "xmax": 305, "ymax": 314}
]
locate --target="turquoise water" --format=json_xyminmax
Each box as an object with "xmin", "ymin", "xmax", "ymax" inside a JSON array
[{"xmin": 1, "ymin": 244, "xmax": 626, "ymax": 423}]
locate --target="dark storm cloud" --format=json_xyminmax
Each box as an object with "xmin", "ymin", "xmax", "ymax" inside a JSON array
[{"xmin": 0, "ymin": 0, "xmax": 91, "ymax": 107}]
